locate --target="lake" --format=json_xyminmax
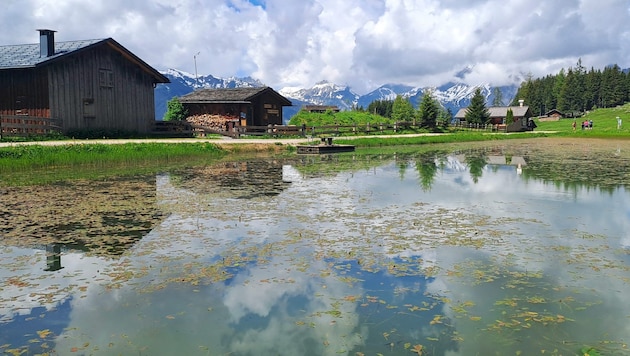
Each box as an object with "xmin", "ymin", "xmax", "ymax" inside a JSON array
[{"xmin": 1, "ymin": 138, "xmax": 629, "ymax": 355}]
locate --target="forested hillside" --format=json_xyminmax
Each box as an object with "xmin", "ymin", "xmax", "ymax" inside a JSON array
[{"xmin": 511, "ymin": 60, "xmax": 630, "ymax": 116}]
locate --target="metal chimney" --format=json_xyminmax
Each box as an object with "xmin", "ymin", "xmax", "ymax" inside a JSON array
[
  {"xmin": 518, "ymin": 99, "xmax": 524, "ymax": 107},
  {"xmin": 37, "ymin": 29, "xmax": 56, "ymax": 57}
]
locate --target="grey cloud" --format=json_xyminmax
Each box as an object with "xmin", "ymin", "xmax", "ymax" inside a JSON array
[{"xmin": 1, "ymin": 0, "xmax": 629, "ymax": 92}]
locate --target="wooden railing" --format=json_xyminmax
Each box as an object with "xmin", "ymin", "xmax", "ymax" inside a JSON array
[
  {"xmin": 450, "ymin": 122, "xmax": 507, "ymax": 132},
  {"xmin": 232, "ymin": 121, "xmax": 425, "ymax": 138},
  {"xmin": 149, "ymin": 120, "xmax": 510, "ymax": 139},
  {"xmin": 0, "ymin": 115, "xmax": 62, "ymax": 138},
  {"xmin": 230, "ymin": 121, "xmax": 508, "ymax": 138}
]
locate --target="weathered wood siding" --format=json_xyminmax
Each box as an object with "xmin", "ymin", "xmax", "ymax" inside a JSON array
[
  {"xmin": 47, "ymin": 45, "xmax": 157, "ymax": 134},
  {"xmin": 251, "ymin": 91, "xmax": 283, "ymax": 126},
  {"xmin": 0, "ymin": 68, "xmax": 50, "ymax": 117},
  {"xmin": 185, "ymin": 102, "xmax": 250, "ymax": 119}
]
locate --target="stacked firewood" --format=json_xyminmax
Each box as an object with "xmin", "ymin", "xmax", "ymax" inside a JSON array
[{"xmin": 185, "ymin": 114, "xmax": 239, "ymax": 131}]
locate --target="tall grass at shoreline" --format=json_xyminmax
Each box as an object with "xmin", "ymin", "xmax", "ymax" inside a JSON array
[
  {"xmin": 0, "ymin": 142, "xmax": 226, "ymax": 170},
  {"xmin": 336, "ymin": 131, "xmax": 553, "ymax": 147}
]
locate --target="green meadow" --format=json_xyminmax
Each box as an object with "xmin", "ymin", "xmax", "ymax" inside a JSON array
[{"xmin": 533, "ymin": 103, "xmax": 630, "ymax": 137}]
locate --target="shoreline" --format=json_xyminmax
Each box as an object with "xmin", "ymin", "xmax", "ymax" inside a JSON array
[{"xmin": 0, "ymin": 132, "xmax": 549, "ymax": 148}]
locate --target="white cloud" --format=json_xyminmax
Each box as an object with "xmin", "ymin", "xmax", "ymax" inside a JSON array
[{"xmin": 1, "ymin": 0, "xmax": 629, "ymax": 94}]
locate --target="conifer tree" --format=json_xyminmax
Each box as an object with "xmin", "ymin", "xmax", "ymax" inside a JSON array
[
  {"xmin": 418, "ymin": 90, "xmax": 439, "ymax": 128},
  {"xmin": 505, "ymin": 108, "xmax": 514, "ymax": 124},
  {"xmin": 492, "ymin": 87, "xmax": 504, "ymax": 106},
  {"xmin": 391, "ymin": 95, "xmax": 415, "ymax": 122},
  {"xmin": 465, "ymin": 88, "xmax": 490, "ymax": 124}
]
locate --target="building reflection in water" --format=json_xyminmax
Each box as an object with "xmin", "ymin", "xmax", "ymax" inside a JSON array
[{"xmin": 44, "ymin": 244, "xmax": 63, "ymax": 272}]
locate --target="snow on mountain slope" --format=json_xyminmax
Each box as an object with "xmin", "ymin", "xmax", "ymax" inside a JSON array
[{"xmin": 155, "ymin": 70, "xmax": 517, "ymax": 122}]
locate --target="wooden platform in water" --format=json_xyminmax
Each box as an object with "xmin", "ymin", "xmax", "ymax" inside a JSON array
[
  {"xmin": 297, "ymin": 137, "xmax": 355, "ymax": 154},
  {"xmin": 297, "ymin": 144, "xmax": 355, "ymax": 154}
]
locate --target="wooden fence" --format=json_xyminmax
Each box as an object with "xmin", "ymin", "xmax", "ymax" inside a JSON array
[
  {"xmin": 227, "ymin": 121, "xmax": 425, "ymax": 138},
  {"xmin": 0, "ymin": 115, "xmax": 62, "ymax": 138},
  {"xmin": 221, "ymin": 121, "xmax": 507, "ymax": 138},
  {"xmin": 0, "ymin": 117, "xmax": 508, "ymax": 140}
]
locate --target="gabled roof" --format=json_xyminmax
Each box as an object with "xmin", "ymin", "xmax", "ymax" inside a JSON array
[
  {"xmin": 545, "ymin": 109, "xmax": 564, "ymax": 116},
  {"xmin": 179, "ymin": 87, "xmax": 292, "ymax": 106},
  {"xmin": 0, "ymin": 38, "xmax": 169, "ymax": 83},
  {"xmin": 455, "ymin": 106, "xmax": 531, "ymax": 119}
]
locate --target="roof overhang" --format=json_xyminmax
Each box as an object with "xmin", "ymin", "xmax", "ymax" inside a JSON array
[
  {"xmin": 181, "ymin": 100, "xmax": 252, "ymax": 104},
  {"xmin": 3, "ymin": 38, "xmax": 170, "ymax": 84}
]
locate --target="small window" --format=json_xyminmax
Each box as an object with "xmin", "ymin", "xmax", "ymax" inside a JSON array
[{"xmin": 99, "ymin": 69, "xmax": 114, "ymax": 88}]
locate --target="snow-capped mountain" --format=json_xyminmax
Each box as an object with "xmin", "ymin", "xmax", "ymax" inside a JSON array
[
  {"xmin": 356, "ymin": 84, "xmax": 420, "ymax": 109},
  {"xmin": 155, "ymin": 69, "xmax": 518, "ymax": 122},
  {"xmin": 279, "ymin": 80, "xmax": 359, "ymax": 110},
  {"xmin": 155, "ymin": 69, "xmax": 264, "ymax": 120}
]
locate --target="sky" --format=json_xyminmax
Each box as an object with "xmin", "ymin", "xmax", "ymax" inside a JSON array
[{"xmin": 2, "ymin": 0, "xmax": 629, "ymax": 94}]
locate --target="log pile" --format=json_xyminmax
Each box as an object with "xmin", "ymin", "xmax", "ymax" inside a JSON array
[{"xmin": 185, "ymin": 114, "xmax": 239, "ymax": 132}]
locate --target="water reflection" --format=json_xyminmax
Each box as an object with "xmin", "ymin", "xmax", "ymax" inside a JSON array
[
  {"xmin": 44, "ymin": 244, "xmax": 63, "ymax": 272},
  {"xmin": 0, "ymin": 176, "xmax": 163, "ymax": 258},
  {"xmin": 170, "ymin": 160, "xmax": 291, "ymax": 199},
  {"xmin": 1, "ymin": 138, "xmax": 629, "ymax": 355}
]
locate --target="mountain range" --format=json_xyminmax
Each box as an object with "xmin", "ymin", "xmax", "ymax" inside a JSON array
[{"xmin": 154, "ymin": 69, "xmax": 519, "ymax": 123}]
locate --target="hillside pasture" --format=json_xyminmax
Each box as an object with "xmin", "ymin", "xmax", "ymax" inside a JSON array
[{"xmin": 534, "ymin": 103, "xmax": 630, "ymax": 137}]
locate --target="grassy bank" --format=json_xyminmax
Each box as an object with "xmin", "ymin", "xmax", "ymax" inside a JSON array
[
  {"xmin": 335, "ymin": 131, "xmax": 554, "ymax": 147},
  {"xmin": 0, "ymin": 142, "xmax": 226, "ymax": 170}
]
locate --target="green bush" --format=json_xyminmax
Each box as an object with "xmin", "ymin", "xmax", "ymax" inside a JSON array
[{"xmin": 163, "ymin": 97, "xmax": 188, "ymax": 121}]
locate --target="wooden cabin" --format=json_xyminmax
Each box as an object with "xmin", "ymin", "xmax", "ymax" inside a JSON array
[
  {"xmin": 178, "ymin": 87, "xmax": 292, "ymax": 126},
  {"xmin": 545, "ymin": 109, "xmax": 564, "ymax": 119},
  {"xmin": 0, "ymin": 29, "xmax": 169, "ymax": 135},
  {"xmin": 454, "ymin": 101, "xmax": 534, "ymax": 132}
]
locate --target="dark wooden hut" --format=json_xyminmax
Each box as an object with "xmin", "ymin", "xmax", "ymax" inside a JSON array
[
  {"xmin": 0, "ymin": 29, "xmax": 169, "ymax": 135},
  {"xmin": 545, "ymin": 109, "xmax": 564, "ymax": 119},
  {"xmin": 179, "ymin": 87, "xmax": 292, "ymax": 126}
]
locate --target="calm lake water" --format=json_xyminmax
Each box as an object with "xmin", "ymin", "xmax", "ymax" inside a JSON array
[{"xmin": 1, "ymin": 138, "xmax": 629, "ymax": 355}]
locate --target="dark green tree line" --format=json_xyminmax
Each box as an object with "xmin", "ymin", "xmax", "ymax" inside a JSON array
[
  {"xmin": 512, "ymin": 60, "xmax": 629, "ymax": 115},
  {"xmin": 367, "ymin": 99, "xmax": 394, "ymax": 118}
]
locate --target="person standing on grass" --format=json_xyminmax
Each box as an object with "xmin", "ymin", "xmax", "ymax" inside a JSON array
[{"xmin": 572, "ymin": 120, "xmax": 576, "ymax": 131}]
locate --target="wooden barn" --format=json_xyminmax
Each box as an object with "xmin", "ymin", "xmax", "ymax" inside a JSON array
[
  {"xmin": 0, "ymin": 29, "xmax": 169, "ymax": 135},
  {"xmin": 179, "ymin": 87, "xmax": 292, "ymax": 126}
]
